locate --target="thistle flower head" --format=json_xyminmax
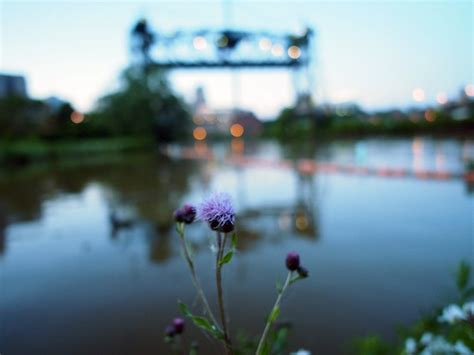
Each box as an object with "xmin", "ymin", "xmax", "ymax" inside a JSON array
[
  {"xmin": 174, "ymin": 204, "xmax": 196, "ymax": 224},
  {"xmin": 172, "ymin": 317, "xmax": 185, "ymax": 334},
  {"xmin": 285, "ymin": 252, "xmax": 300, "ymax": 271},
  {"xmin": 297, "ymin": 266, "xmax": 309, "ymax": 278},
  {"xmin": 164, "ymin": 325, "xmax": 176, "ymax": 338},
  {"xmin": 198, "ymin": 192, "xmax": 235, "ymax": 233}
]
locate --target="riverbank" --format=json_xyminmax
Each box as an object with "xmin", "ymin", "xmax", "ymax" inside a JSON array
[
  {"xmin": 263, "ymin": 114, "xmax": 474, "ymax": 140},
  {"xmin": 0, "ymin": 137, "xmax": 154, "ymax": 165},
  {"xmin": 2, "ymin": 129, "xmax": 473, "ymax": 167}
]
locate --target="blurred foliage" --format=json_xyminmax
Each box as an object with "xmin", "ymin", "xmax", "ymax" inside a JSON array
[
  {"xmin": 352, "ymin": 261, "xmax": 474, "ymax": 355},
  {"xmin": 0, "ymin": 137, "xmax": 153, "ymax": 165},
  {"xmin": 265, "ymin": 104, "xmax": 474, "ymax": 140},
  {"xmin": 0, "ymin": 18, "xmax": 190, "ymax": 144},
  {"xmin": 352, "ymin": 335, "xmax": 393, "ymax": 355},
  {"xmin": 90, "ymin": 65, "xmax": 191, "ymax": 141},
  {"xmin": 457, "ymin": 261, "xmax": 470, "ymax": 295},
  {"xmin": 234, "ymin": 323, "xmax": 292, "ymax": 355},
  {"xmin": 0, "ymin": 96, "xmax": 76, "ymax": 139},
  {"xmin": 0, "ymin": 64, "xmax": 191, "ymax": 161}
]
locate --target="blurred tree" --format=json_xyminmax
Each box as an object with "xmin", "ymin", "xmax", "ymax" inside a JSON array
[
  {"xmin": 91, "ymin": 65, "xmax": 191, "ymax": 141},
  {"xmin": 38, "ymin": 102, "xmax": 75, "ymax": 138},
  {"xmin": 0, "ymin": 97, "xmax": 47, "ymax": 138},
  {"xmin": 90, "ymin": 19, "xmax": 190, "ymax": 142}
]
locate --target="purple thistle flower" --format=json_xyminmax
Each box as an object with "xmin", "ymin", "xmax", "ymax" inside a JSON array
[
  {"xmin": 285, "ymin": 252, "xmax": 300, "ymax": 271},
  {"xmin": 172, "ymin": 317, "xmax": 185, "ymax": 334},
  {"xmin": 174, "ymin": 204, "xmax": 196, "ymax": 224},
  {"xmin": 164, "ymin": 325, "xmax": 176, "ymax": 337},
  {"xmin": 297, "ymin": 266, "xmax": 309, "ymax": 278},
  {"xmin": 198, "ymin": 193, "xmax": 235, "ymax": 233}
]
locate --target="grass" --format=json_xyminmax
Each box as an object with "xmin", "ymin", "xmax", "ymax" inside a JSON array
[{"xmin": 0, "ymin": 136, "xmax": 155, "ymax": 164}]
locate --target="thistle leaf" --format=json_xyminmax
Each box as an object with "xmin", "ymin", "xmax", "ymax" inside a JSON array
[
  {"xmin": 289, "ymin": 275, "xmax": 302, "ymax": 285},
  {"xmin": 191, "ymin": 316, "xmax": 224, "ymax": 340},
  {"xmin": 178, "ymin": 300, "xmax": 192, "ymax": 317},
  {"xmin": 268, "ymin": 305, "xmax": 280, "ymax": 323},
  {"xmin": 276, "ymin": 280, "xmax": 283, "ymax": 293},
  {"xmin": 219, "ymin": 250, "xmax": 233, "ymax": 266}
]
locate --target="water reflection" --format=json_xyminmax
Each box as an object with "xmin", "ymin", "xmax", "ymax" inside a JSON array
[{"xmin": 0, "ymin": 138, "xmax": 473, "ymax": 354}]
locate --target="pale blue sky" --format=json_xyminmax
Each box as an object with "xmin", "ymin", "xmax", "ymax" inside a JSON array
[{"xmin": 1, "ymin": 0, "xmax": 473, "ymax": 118}]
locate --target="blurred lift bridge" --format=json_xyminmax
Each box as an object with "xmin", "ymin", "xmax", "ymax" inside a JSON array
[{"xmin": 131, "ymin": 19, "xmax": 315, "ymax": 104}]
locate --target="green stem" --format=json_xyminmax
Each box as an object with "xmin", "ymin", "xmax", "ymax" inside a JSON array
[
  {"xmin": 216, "ymin": 232, "xmax": 233, "ymax": 354},
  {"xmin": 177, "ymin": 224, "xmax": 220, "ymax": 330},
  {"xmin": 255, "ymin": 271, "xmax": 292, "ymax": 355}
]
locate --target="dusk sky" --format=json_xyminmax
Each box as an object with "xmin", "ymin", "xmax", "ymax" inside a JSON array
[{"xmin": 1, "ymin": 0, "xmax": 473, "ymax": 118}]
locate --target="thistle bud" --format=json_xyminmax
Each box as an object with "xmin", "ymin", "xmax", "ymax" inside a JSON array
[
  {"xmin": 209, "ymin": 219, "xmax": 235, "ymax": 233},
  {"xmin": 297, "ymin": 266, "xmax": 309, "ymax": 278},
  {"xmin": 172, "ymin": 317, "xmax": 185, "ymax": 334},
  {"xmin": 164, "ymin": 325, "xmax": 176, "ymax": 338},
  {"xmin": 174, "ymin": 204, "xmax": 196, "ymax": 224},
  {"xmin": 285, "ymin": 252, "xmax": 300, "ymax": 271}
]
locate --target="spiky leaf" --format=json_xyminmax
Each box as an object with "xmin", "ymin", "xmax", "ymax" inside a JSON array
[
  {"xmin": 268, "ymin": 305, "xmax": 280, "ymax": 323},
  {"xmin": 219, "ymin": 250, "xmax": 233, "ymax": 266},
  {"xmin": 192, "ymin": 316, "xmax": 224, "ymax": 340},
  {"xmin": 178, "ymin": 300, "xmax": 192, "ymax": 317}
]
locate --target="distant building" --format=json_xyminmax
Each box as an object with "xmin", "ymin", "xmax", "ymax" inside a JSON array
[
  {"xmin": 191, "ymin": 86, "xmax": 262, "ymax": 137},
  {"xmin": 194, "ymin": 87, "xmax": 206, "ymax": 111},
  {"xmin": 230, "ymin": 109, "xmax": 262, "ymax": 137},
  {"xmin": 294, "ymin": 93, "xmax": 314, "ymax": 115},
  {"xmin": 0, "ymin": 73, "xmax": 27, "ymax": 98}
]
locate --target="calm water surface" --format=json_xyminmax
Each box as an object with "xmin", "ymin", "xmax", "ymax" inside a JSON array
[{"xmin": 0, "ymin": 138, "xmax": 473, "ymax": 354}]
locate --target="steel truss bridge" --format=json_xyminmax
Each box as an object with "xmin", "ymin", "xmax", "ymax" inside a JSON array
[{"xmin": 131, "ymin": 19, "xmax": 315, "ymax": 98}]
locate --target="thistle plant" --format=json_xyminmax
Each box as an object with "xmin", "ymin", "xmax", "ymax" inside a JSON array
[
  {"xmin": 164, "ymin": 317, "xmax": 189, "ymax": 353},
  {"xmin": 169, "ymin": 193, "xmax": 309, "ymax": 355}
]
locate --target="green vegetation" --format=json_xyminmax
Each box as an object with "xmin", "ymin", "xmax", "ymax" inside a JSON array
[
  {"xmin": 0, "ymin": 64, "xmax": 191, "ymax": 165},
  {"xmin": 352, "ymin": 261, "xmax": 474, "ymax": 355},
  {"xmin": 0, "ymin": 137, "xmax": 154, "ymax": 165},
  {"xmin": 0, "ymin": 96, "xmax": 76, "ymax": 139},
  {"xmin": 89, "ymin": 65, "xmax": 191, "ymax": 141},
  {"xmin": 265, "ymin": 105, "xmax": 474, "ymax": 140},
  {"xmin": 0, "ymin": 18, "xmax": 191, "ymax": 162}
]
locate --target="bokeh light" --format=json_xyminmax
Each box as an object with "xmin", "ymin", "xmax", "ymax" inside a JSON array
[
  {"xmin": 271, "ymin": 44, "xmax": 284, "ymax": 57},
  {"xmin": 231, "ymin": 138, "xmax": 244, "ymax": 154},
  {"xmin": 193, "ymin": 36, "xmax": 207, "ymax": 51},
  {"xmin": 70, "ymin": 111, "xmax": 84, "ymax": 124},
  {"xmin": 230, "ymin": 123, "xmax": 244, "ymax": 137},
  {"xmin": 465, "ymin": 84, "xmax": 474, "ymax": 97},
  {"xmin": 436, "ymin": 92, "xmax": 448, "ymax": 105},
  {"xmin": 258, "ymin": 38, "xmax": 272, "ymax": 51},
  {"xmin": 412, "ymin": 88, "xmax": 425, "ymax": 102},
  {"xmin": 217, "ymin": 35, "xmax": 229, "ymax": 48},
  {"xmin": 287, "ymin": 45, "xmax": 301, "ymax": 59},
  {"xmin": 295, "ymin": 214, "xmax": 308, "ymax": 231},
  {"xmin": 424, "ymin": 109, "xmax": 436, "ymax": 122},
  {"xmin": 193, "ymin": 126, "xmax": 207, "ymax": 140}
]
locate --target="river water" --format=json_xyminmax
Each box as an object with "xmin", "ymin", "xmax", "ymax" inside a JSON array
[{"xmin": 0, "ymin": 137, "xmax": 473, "ymax": 354}]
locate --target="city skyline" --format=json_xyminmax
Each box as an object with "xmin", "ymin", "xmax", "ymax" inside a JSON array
[{"xmin": 1, "ymin": 0, "xmax": 472, "ymax": 118}]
